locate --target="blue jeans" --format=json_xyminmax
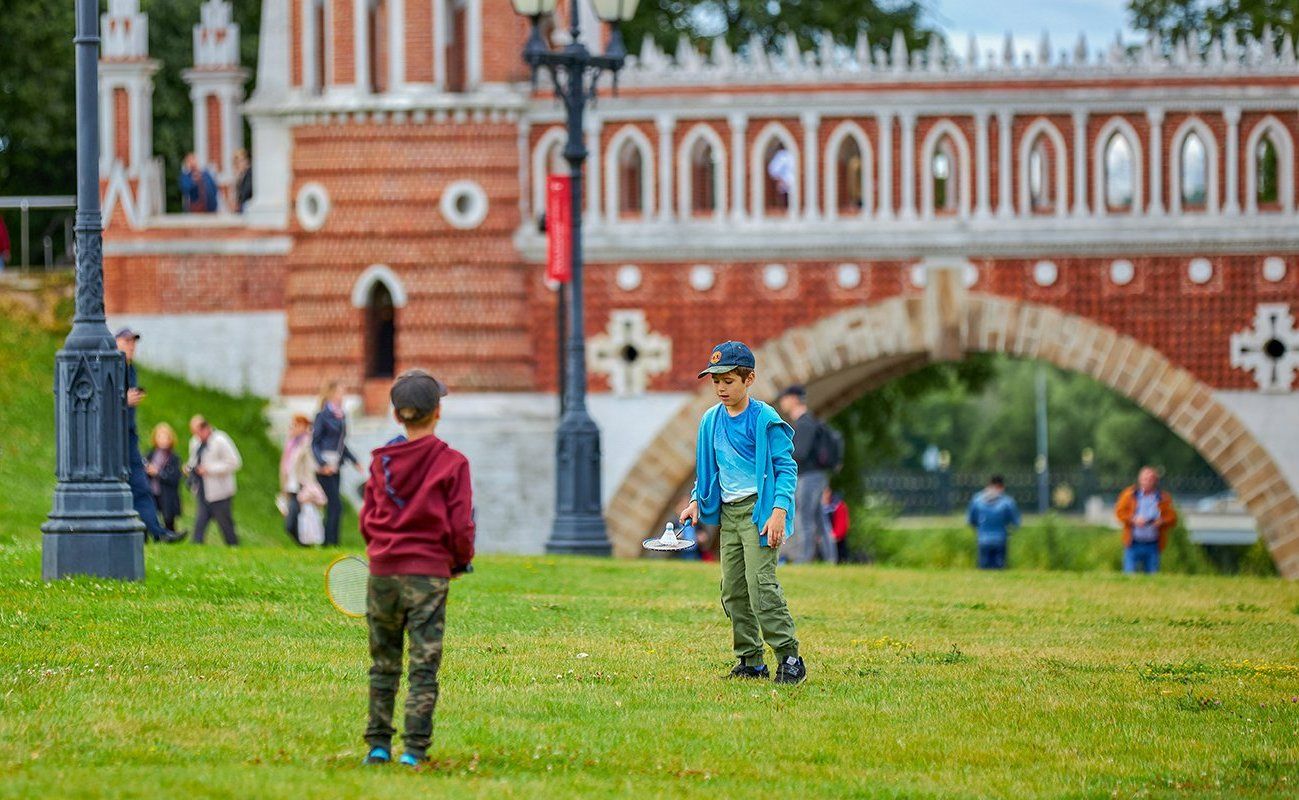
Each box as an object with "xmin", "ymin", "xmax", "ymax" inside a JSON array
[
  {"xmin": 977, "ymin": 542, "xmax": 1007, "ymax": 570},
  {"xmin": 1124, "ymin": 541, "xmax": 1161, "ymax": 574},
  {"xmin": 128, "ymin": 437, "xmax": 168, "ymax": 540}
]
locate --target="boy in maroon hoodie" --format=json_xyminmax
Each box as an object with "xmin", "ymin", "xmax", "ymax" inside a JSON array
[{"xmin": 361, "ymin": 370, "xmax": 475, "ymax": 767}]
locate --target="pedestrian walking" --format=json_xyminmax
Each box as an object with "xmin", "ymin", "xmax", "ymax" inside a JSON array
[
  {"xmin": 821, "ymin": 487, "xmax": 852, "ymax": 564},
  {"xmin": 1115, "ymin": 467, "xmax": 1177, "ymax": 574},
  {"xmin": 776, "ymin": 385, "xmax": 841, "ymax": 564},
  {"xmin": 281, "ymin": 413, "xmax": 325, "ymax": 546},
  {"xmin": 115, "ymin": 328, "xmax": 173, "ymax": 543},
  {"xmin": 145, "ymin": 422, "xmax": 185, "ymax": 538},
  {"xmin": 313, "ymin": 381, "xmax": 362, "ymax": 547},
  {"xmin": 187, "ymin": 415, "xmax": 242, "ymax": 546},
  {"xmin": 967, "ymin": 475, "xmax": 1021, "ymax": 570}
]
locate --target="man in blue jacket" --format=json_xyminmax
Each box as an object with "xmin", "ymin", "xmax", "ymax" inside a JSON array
[{"xmin": 967, "ymin": 475, "xmax": 1021, "ymax": 570}]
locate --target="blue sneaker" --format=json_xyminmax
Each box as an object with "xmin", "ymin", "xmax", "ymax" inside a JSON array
[
  {"xmin": 363, "ymin": 746, "xmax": 391, "ymax": 765},
  {"xmin": 398, "ymin": 752, "xmax": 426, "ymax": 767}
]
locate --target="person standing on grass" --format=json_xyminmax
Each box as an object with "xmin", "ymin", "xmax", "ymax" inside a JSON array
[
  {"xmin": 822, "ymin": 487, "xmax": 852, "ymax": 564},
  {"xmin": 313, "ymin": 380, "xmax": 362, "ymax": 547},
  {"xmin": 187, "ymin": 415, "xmax": 242, "ymax": 546},
  {"xmin": 280, "ymin": 414, "xmax": 325, "ymax": 546},
  {"xmin": 1115, "ymin": 466, "xmax": 1177, "ymax": 574},
  {"xmin": 967, "ymin": 475, "xmax": 1021, "ymax": 570},
  {"xmin": 680, "ymin": 341, "xmax": 806, "ymax": 685},
  {"xmin": 145, "ymin": 422, "xmax": 185, "ymax": 539},
  {"xmin": 361, "ymin": 369, "xmax": 474, "ymax": 768},
  {"xmin": 115, "ymin": 328, "xmax": 174, "ymax": 544},
  {"xmin": 777, "ymin": 385, "xmax": 839, "ymax": 564}
]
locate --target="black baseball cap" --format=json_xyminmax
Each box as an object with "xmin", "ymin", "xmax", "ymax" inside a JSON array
[
  {"xmin": 114, "ymin": 327, "xmax": 141, "ymax": 340},
  {"xmin": 698, "ymin": 340, "xmax": 756, "ymax": 378},
  {"xmin": 780, "ymin": 385, "xmax": 807, "ymax": 400},
  {"xmin": 390, "ymin": 369, "xmax": 447, "ymax": 422}
]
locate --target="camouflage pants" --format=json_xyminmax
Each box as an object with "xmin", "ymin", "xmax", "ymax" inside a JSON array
[{"xmin": 365, "ymin": 574, "xmax": 449, "ymax": 757}]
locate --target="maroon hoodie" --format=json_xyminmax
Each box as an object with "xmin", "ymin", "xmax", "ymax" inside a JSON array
[{"xmin": 361, "ymin": 434, "xmax": 475, "ymax": 577}]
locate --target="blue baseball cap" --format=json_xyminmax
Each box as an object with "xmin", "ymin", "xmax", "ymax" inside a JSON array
[{"xmin": 698, "ymin": 340, "xmax": 756, "ymax": 378}]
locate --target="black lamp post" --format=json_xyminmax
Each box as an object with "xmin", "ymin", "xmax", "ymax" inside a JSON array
[
  {"xmin": 511, "ymin": 0, "xmax": 639, "ymax": 555},
  {"xmin": 41, "ymin": 0, "xmax": 145, "ymax": 581}
]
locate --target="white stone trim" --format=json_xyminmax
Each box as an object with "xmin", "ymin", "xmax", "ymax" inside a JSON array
[
  {"xmin": 584, "ymin": 115, "xmax": 602, "ymax": 223},
  {"xmin": 801, "ymin": 111, "xmax": 821, "ymax": 221},
  {"xmin": 351, "ymin": 264, "xmax": 409, "ymax": 308},
  {"xmin": 1168, "ymin": 116, "xmax": 1220, "ymax": 214},
  {"xmin": 920, "ymin": 118, "xmax": 973, "ymax": 219},
  {"xmin": 676, "ymin": 123, "xmax": 727, "ymax": 221},
  {"xmin": 655, "ymin": 115, "xmax": 675, "ymax": 222},
  {"xmin": 466, "ymin": 0, "xmax": 482, "ymax": 89},
  {"xmin": 1263, "ymin": 256, "xmax": 1288, "ymax": 282},
  {"xmin": 1244, "ymin": 115, "xmax": 1295, "ymax": 214},
  {"xmin": 876, "ymin": 111, "xmax": 894, "ymax": 220},
  {"xmin": 728, "ymin": 114, "xmax": 748, "ymax": 222},
  {"xmin": 1147, "ymin": 108, "xmax": 1165, "ymax": 215},
  {"xmin": 1093, "ymin": 116, "xmax": 1144, "ymax": 216},
  {"xmin": 1033, "ymin": 259, "xmax": 1058, "ymax": 286},
  {"xmin": 900, "ymin": 112, "xmax": 918, "ymax": 219},
  {"xmin": 836, "ymin": 263, "xmax": 861, "ymax": 289},
  {"xmin": 1072, "ymin": 110, "xmax": 1088, "ymax": 216},
  {"xmin": 1110, "ymin": 259, "xmax": 1135, "ymax": 285},
  {"xmin": 750, "ymin": 121, "xmax": 801, "ymax": 219},
  {"xmin": 1224, "ymin": 106, "xmax": 1242, "ymax": 215},
  {"xmin": 823, "ymin": 121, "xmax": 873, "ymax": 219},
  {"xmin": 1188, "ymin": 257, "xmax": 1214, "ymax": 284},
  {"xmin": 531, "ymin": 126, "xmax": 567, "ymax": 222},
  {"xmin": 353, "ymin": 0, "xmax": 368, "ymax": 91},
  {"xmin": 689, "ymin": 264, "xmax": 715, "ymax": 291},
  {"xmin": 295, "ymin": 181, "xmax": 331, "ymax": 230},
  {"xmin": 762, "ymin": 263, "xmax": 789, "ymax": 290},
  {"xmin": 432, "ymin": 0, "xmax": 447, "ymax": 90},
  {"xmin": 1017, "ymin": 117, "xmax": 1068, "ymax": 217},
  {"xmin": 974, "ymin": 111, "xmax": 991, "ymax": 218},
  {"xmin": 604, "ymin": 125, "xmax": 655, "ymax": 221},
  {"xmin": 388, "ymin": 0, "xmax": 405, "ymax": 90},
  {"xmin": 440, "ymin": 179, "xmax": 489, "ymax": 229},
  {"xmin": 995, "ymin": 111, "xmax": 1012, "ymax": 218}
]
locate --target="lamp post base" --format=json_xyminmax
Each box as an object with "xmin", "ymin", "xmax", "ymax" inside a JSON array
[
  {"xmin": 546, "ymin": 513, "xmax": 613, "ymax": 556},
  {"xmin": 42, "ymin": 532, "xmax": 145, "ymax": 582}
]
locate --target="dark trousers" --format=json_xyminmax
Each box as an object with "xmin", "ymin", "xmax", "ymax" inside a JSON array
[
  {"xmin": 152, "ymin": 494, "xmax": 177, "ymax": 532},
  {"xmin": 977, "ymin": 542, "xmax": 1007, "ymax": 570},
  {"xmin": 367, "ymin": 575, "xmax": 449, "ymax": 758},
  {"xmin": 284, "ymin": 494, "xmax": 304, "ymax": 546},
  {"xmin": 194, "ymin": 497, "xmax": 239, "ymax": 545},
  {"xmin": 318, "ymin": 472, "xmax": 343, "ymax": 546},
  {"xmin": 128, "ymin": 444, "xmax": 167, "ymax": 541}
]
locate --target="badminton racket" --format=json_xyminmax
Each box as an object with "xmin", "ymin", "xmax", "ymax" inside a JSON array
[{"xmin": 324, "ymin": 554, "xmax": 369, "ymax": 617}]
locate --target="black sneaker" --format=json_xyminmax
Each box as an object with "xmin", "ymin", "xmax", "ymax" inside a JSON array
[
  {"xmin": 728, "ymin": 661, "xmax": 769, "ymax": 679},
  {"xmin": 774, "ymin": 655, "xmax": 807, "ymax": 685}
]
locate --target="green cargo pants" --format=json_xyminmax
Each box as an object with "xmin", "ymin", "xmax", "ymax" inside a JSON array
[
  {"xmin": 719, "ymin": 497, "xmax": 799, "ymax": 666},
  {"xmin": 366, "ymin": 574, "xmax": 449, "ymax": 758}
]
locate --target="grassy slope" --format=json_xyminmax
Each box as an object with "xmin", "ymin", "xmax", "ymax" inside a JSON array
[
  {"xmin": 0, "ymin": 314, "xmax": 357, "ymax": 548},
  {"xmin": 1, "ymin": 542, "xmax": 1297, "ymax": 799}
]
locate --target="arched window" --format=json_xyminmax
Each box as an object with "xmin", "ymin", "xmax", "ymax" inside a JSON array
[
  {"xmin": 312, "ymin": 0, "xmax": 327, "ymax": 95},
  {"xmin": 1104, "ymin": 133, "xmax": 1134, "ymax": 212},
  {"xmin": 932, "ymin": 136, "xmax": 959, "ymax": 215},
  {"xmin": 689, "ymin": 138, "xmax": 717, "ymax": 216},
  {"xmin": 764, "ymin": 141, "xmax": 792, "ymax": 214},
  {"xmin": 836, "ymin": 137, "xmax": 864, "ymax": 214},
  {"xmin": 1028, "ymin": 137, "xmax": 1051, "ymax": 212},
  {"xmin": 617, "ymin": 140, "xmax": 645, "ymax": 218},
  {"xmin": 1257, "ymin": 135, "xmax": 1280, "ymax": 206},
  {"xmin": 367, "ymin": 0, "xmax": 387, "ymax": 94},
  {"xmin": 365, "ymin": 282, "xmax": 396, "ymax": 379},
  {"xmin": 1180, "ymin": 132, "xmax": 1207, "ymax": 210}
]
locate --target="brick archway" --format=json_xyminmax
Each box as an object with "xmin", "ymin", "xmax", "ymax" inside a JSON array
[{"xmin": 605, "ymin": 269, "xmax": 1299, "ymax": 577}]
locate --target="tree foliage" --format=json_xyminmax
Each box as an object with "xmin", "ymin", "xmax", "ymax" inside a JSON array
[
  {"xmin": 829, "ymin": 356, "xmax": 1215, "ymax": 500},
  {"xmin": 1127, "ymin": 0, "xmax": 1299, "ymax": 48},
  {"xmin": 621, "ymin": 0, "xmax": 938, "ymax": 56}
]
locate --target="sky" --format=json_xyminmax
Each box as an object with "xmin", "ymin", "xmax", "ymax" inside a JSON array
[{"xmin": 928, "ymin": 0, "xmax": 1138, "ymax": 62}]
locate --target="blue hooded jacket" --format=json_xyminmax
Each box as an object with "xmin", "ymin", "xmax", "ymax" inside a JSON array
[
  {"xmin": 967, "ymin": 489, "xmax": 1021, "ymax": 546},
  {"xmin": 691, "ymin": 400, "xmax": 797, "ymax": 546}
]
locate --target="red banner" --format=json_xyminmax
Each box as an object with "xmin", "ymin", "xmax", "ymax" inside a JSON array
[{"xmin": 546, "ymin": 174, "xmax": 572, "ymax": 284}]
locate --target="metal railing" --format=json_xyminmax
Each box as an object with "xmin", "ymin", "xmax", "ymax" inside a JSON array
[{"xmin": 0, "ymin": 196, "xmax": 76, "ymax": 271}]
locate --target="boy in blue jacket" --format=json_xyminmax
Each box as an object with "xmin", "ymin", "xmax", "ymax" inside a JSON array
[
  {"xmin": 967, "ymin": 475, "xmax": 1021, "ymax": 569},
  {"xmin": 680, "ymin": 341, "xmax": 806, "ymax": 685}
]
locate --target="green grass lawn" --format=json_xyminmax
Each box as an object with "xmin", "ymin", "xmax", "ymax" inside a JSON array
[
  {"xmin": 1, "ymin": 542, "xmax": 1297, "ymax": 799},
  {"xmin": 0, "ymin": 312, "xmax": 357, "ymax": 548}
]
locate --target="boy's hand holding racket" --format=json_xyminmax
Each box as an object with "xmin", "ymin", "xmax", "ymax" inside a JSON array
[{"xmin": 679, "ymin": 500, "xmax": 699, "ymax": 527}]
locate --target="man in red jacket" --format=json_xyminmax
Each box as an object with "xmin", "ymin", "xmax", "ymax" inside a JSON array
[{"xmin": 360, "ymin": 369, "xmax": 475, "ymax": 768}]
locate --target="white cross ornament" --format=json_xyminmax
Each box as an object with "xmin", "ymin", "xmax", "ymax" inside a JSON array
[
  {"xmin": 588, "ymin": 310, "xmax": 671, "ymax": 396},
  {"xmin": 1230, "ymin": 304, "xmax": 1299, "ymax": 392}
]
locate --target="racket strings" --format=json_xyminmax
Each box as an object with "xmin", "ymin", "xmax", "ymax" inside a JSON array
[{"xmin": 326, "ymin": 556, "xmax": 370, "ymax": 617}]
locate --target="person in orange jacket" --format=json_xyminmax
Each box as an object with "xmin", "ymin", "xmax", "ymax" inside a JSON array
[{"xmin": 1114, "ymin": 466, "xmax": 1177, "ymax": 574}]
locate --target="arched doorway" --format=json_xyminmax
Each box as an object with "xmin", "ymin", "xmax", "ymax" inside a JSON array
[
  {"xmin": 365, "ymin": 282, "xmax": 396, "ymax": 380},
  {"xmin": 606, "ymin": 271, "xmax": 1299, "ymax": 576}
]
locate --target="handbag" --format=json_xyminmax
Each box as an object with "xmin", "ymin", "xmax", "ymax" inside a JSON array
[{"xmin": 298, "ymin": 504, "xmax": 325, "ymax": 546}]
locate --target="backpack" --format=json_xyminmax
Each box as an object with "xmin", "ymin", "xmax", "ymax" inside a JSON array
[{"xmin": 814, "ymin": 423, "xmax": 845, "ymax": 473}]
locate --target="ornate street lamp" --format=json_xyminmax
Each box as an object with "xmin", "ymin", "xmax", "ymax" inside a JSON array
[
  {"xmin": 511, "ymin": 0, "xmax": 640, "ymax": 555},
  {"xmin": 42, "ymin": 0, "xmax": 145, "ymax": 580}
]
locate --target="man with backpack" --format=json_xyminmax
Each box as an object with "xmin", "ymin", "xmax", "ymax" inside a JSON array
[{"xmin": 777, "ymin": 385, "xmax": 843, "ymax": 564}]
